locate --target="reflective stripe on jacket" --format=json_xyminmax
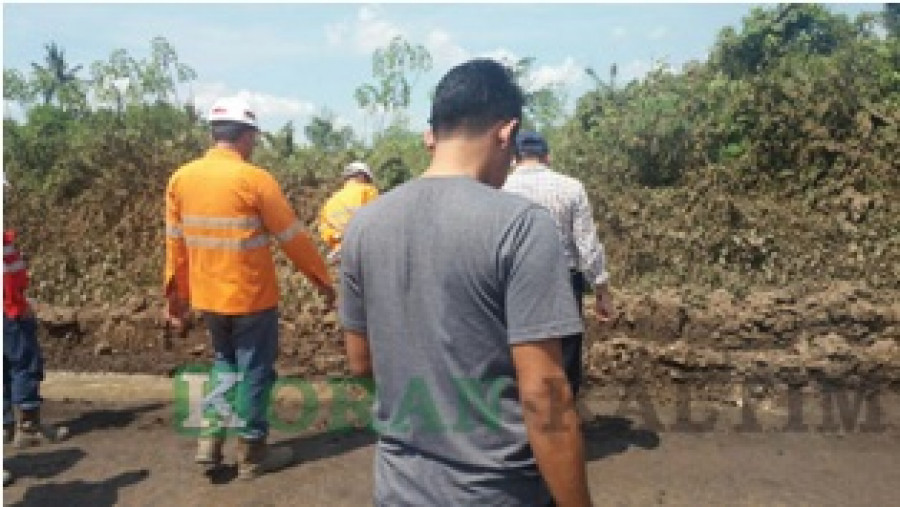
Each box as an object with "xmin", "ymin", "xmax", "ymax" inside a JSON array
[
  {"xmin": 165, "ymin": 146, "xmax": 332, "ymax": 314},
  {"xmin": 3, "ymin": 230, "xmax": 29, "ymax": 318},
  {"xmin": 317, "ymin": 180, "xmax": 379, "ymax": 252}
]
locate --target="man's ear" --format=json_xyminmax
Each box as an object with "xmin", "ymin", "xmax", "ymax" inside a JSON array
[
  {"xmin": 498, "ymin": 118, "xmax": 519, "ymax": 150},
  {"xmin": 423, "ymin": 128, "xmax": 436, "ymax": 152}
]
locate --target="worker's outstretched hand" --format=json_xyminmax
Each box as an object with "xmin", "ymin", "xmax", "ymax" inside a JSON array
[
  {"xmin": 165, "ymin": 295, "xmax": 189, "ymax": 332},
  {"xmin": 318, "ymin": 284, "xmax": 337, "ymax": 312},
  {"xmin": 595, "ymin": 285, "xmax": 615, "ymax": 324}
]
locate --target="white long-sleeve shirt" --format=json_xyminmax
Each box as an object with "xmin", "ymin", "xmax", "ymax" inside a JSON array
[{"xmin": 502, "ymin": 163, "xmax": 609, "ymax": 286}]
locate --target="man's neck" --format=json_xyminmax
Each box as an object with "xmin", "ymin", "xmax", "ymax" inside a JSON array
[
  {"xmin": 213, "ymin": 141, "xmax": 248, "ymax": 160},
  {"xmin": 515, "ymin": 157, "xmax": 545, "ymax": 170},
  {"xmin": 422, "ymin": 136, "xmax": 495, "ymax": 183}
]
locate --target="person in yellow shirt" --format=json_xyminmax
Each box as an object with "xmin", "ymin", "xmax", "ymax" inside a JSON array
[
  {"xmin": 318, "ymin": 161, "xmax": 379, "ymax": 263},
  {"xmin": 164, "ymin": 96, "xmax": 335, "ymax": 480}
]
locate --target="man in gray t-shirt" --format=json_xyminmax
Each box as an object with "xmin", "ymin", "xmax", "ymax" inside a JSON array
[{"xmin": 340, "ymin": 59, "xmax": 593, "ymax": 507}]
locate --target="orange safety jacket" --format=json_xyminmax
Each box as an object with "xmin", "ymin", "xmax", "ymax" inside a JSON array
[
  {"xmin": 3, "ymin": 229, "xmax": 29, "ymax": 318},
  {"xmin": 164, "ymin": 146, "xmax": 332, "ymax": 315},
  {"xmin": 317, "ymin": 180, "xmax": 379, "ymax": 252}
]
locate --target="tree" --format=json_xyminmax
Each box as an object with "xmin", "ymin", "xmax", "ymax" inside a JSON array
[
  {"xmin": 885, "ymin": 3, "xmax": 900, "ymax": 38},
  {"xmin": 710, "ymin": 4, "xmax": 859, "ymax": 78},
  {"xmin": 304, "ymin": 110, "xmax": 355, "ymax": 152},
  {"xmin": 3, "ymin": 68, "xmax": 34, "ymax": 107},
  {"xmin": 30, "ymin": 42, "xmax": 85, "ymax": 109},
  {"xmin": 368, "ymin": 124, "xmax": 427, "ymax": 190},
  {"xmin": 503, "ymin": 57, "xmax": 567, "ymax": 132},
  {"xmin": 90, "ymin": 48, "xmax": 137, "ymax": 113},
  {"xmin": 139, "ymin": 36, "xmax": 197, "ymax": 104},
  {"xmin": 585, "ymin": 63, "xmax": 619, "ymax": 96},
  {"xmin": 354, "ymin": 35, "xmax": 432, "ymax": 138},
  {"xmin": 90, "ymin": 37, "xmax": 197, "ymax": 112},
  {"xmin": 268, "ymin": 121, "xmax": 296, "ymax": 160}
]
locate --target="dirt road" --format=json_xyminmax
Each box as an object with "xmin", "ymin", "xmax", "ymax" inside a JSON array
[{"xmin": 3, "ymin": 373, "xmax": 900, "ymax": 506}]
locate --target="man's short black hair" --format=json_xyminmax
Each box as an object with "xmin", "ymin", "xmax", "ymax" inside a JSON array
[
  {"xmin": 210, "ymin": 121, "xmax": 253, "ymax": 142},
  {"xmin": 428, "ymin": 59, "xmax": 524, "ymax": 137}
]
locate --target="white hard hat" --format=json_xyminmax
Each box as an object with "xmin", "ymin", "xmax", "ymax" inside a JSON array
[
  {"xmin": 208, "ymin": 96, "xmax": 259, "ymax": 130},
  {"xmin": 342, "ymin": 161, "xmax": 373, "ymax": 179}
]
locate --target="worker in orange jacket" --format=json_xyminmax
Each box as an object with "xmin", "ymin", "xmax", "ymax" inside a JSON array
[
  {"xmin": 4, "ymin": 224, "xmax": 68, "ymax": 487},
  {"xmin": 318, "ymin": 161, "xmax": 379, "ymax": 264},
  {"xmin": 164, "ymin": 96, "xmax": 335, "ymax": 480}
]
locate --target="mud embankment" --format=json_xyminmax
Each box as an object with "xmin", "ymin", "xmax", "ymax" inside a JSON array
[{"xmin": 32, "ymin": 281, "xmax": 900, "ymax": 402}]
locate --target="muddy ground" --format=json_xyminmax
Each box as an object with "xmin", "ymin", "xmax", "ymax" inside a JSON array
[
  {"xmin": 3, "ymin": 379, "xmax": 900, "ymax": 506},
  {"xmin": 4, "ymin": 279, "xmax": 900, "ymax": 506},
  {"xmin": 6, "ymin": 280, "xmax": 899, "ymax": 505}
]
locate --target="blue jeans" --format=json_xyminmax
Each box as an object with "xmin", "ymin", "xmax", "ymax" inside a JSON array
[
  {"xmin": 3, "ymin": 315, "xmax": 44, "ymax": 426},
  {"xmin": 201, "ymin": 308, "xmax": 279, "ymax": 440}
]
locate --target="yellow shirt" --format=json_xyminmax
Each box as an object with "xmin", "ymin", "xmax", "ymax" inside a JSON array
[
  {"xmin": 164, "ymin": 146, "xmax": 332, "ymax": 315},
  {"xmin": 318, "ymin": 180, "xmax": 379, "ymax": 252}
]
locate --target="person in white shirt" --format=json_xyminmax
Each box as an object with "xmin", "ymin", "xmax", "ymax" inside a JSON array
[{"xmin": 503, "ymin": 131, "xmax": 614, "ymax": 396}]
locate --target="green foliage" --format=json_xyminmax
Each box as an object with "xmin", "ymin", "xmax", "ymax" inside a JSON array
[
  {"xmin": 3, "ymin": 68, "xmax": 33, "ymax": 104},
  {"xmin": 885, "ymin": 3, "xmax": 900, "ymax": 38},
  {"xmin": 368, "ymin": 125, "xmax": 428, "ymax": 190},
  {"xmin": 5, "ymin": 4, "xmax": 900, "ymax": 306},
  {"xmin": 560, "ymin": 60, "xmax": 707, "ymax": 187},
  {"xmin": 505, "ymin": 57, "xmax": 568, "ymax": 132},
  {"xmin": 139, "ymin": 36, "xmax": 198, "ymax": 103},
  {"xmin": 3, "ymin": 105, "xmax": 80, "ymax": 194},
  {"xmin": 264, "ymin": 121, "xmax": 296, "ymax": 160},
  {"xmin": 734, "ymin": 40, "xmax": 899, "ymax": 190},
  {"xmin": 547, "ymin": 3, "xmax": 899, "ymax": 292},
  {"xmin": 260, "ymin": 123, "xmax": 428, "ymax": 192},
  {"xmin": 304, "ymin": 110, "xmax": 356, "ymax": 152},
  {"xmin": 89, "ymin": 37, "xmax": 197, "ymax": 112},
  {"xmin": 4, "ymin": 103, "xmax": 206, "ymax": 201},
  {"xmin": 557, "ymin": 4, "xmax": 899, "ymax": 192},
  {"xmin": 354, "ymin": 35, "xmax": 432, "ymax": 136},
  {"xmin": 29, "ymin": 42, "xmax": 86, "ymax": 110},
  {"xmin": 90, "ymin": 48, "xmax": 137, "ymax": 110},
  {"xmin": 4, "ymin": 37, "xmax": 203, "ymax": 201},
  {"xmin": 710, "ymin": 4, "xmax": 858, "ymax": 79}
]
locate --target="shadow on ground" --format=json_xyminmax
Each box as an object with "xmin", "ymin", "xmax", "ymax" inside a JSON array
[
  {"xmin": 11, "ymin": 469, "xmax": 149, "ymax": 507},
  {"xmin": 57, "ymin": 402, "xmax": 166, "ymax": 438},
  {"xmin": 4, "ymin": 447, "xmax": 86, "ymax": 480},
  {"xmin": 582, "ymin": 415, "xmax": 661, "ymax": 461},
  {"xmin": 204, "ymin": 427, "xmax": 376, "ymax": 485}
]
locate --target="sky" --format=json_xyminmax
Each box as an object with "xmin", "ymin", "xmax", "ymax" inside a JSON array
[{"xmin": 1, "ymin": 2, "xmax": 883, "ymax": 139}]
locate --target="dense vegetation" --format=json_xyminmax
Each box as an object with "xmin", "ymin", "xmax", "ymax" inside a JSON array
[
  {"xmin": 557, "ymin": 4, "xmax": 899, "ymax": 190},
  {"xmin": 3, "ymin": 4, "xmax": 899, "ymax": 307}
]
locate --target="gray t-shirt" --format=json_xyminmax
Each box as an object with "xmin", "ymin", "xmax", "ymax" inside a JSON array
[{"xmin": 340, "ymin": 176, "xmax": 583, "ymax": 506}]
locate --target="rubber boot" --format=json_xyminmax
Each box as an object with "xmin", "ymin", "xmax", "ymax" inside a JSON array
[
  {"xmin": 195, "ymin": 436, "xmax": 225, "ymax": 466},
  {"xmin": 237, "ymin": 438, "xmax": 293, "ymax": 480},
  {"xmin": 14, "ymin": 408, "xmax": 69, "ymax": 448}
]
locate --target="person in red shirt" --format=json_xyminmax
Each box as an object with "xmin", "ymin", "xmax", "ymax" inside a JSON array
[{"xmin": 3, "ymin": 228, "xmax": 68, "ymax": 466}]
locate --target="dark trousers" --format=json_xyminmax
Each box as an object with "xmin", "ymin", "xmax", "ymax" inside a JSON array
[
  {"xmin": 3, "ymin": 315, "xmax": 44, "ymax": 426},
  {"xmin": 561, "ymin": 271, "xmax": 586, "ymax": 398},
  {"xmin": 202, "ymin": 308, "xmax": 279, "ymax": 440}
]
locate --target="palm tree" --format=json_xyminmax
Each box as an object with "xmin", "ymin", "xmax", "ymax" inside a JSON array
[{"xmin": 31, "ymin": 42, "xmax": 84, "ymax": 107}]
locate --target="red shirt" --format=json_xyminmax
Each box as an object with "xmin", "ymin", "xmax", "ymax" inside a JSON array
[{"xmin": 3, "ymin": 229, "xmax": 29, "ymax": 318}]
